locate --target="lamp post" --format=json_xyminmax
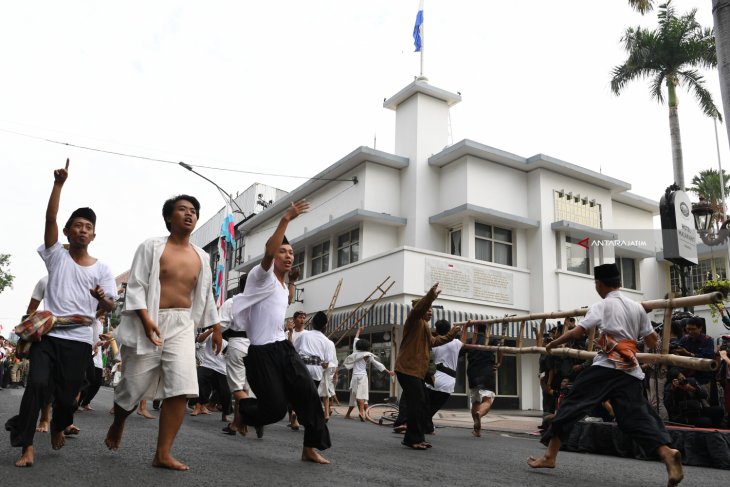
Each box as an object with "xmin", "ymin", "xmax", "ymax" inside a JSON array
[{"xmin": 692, "ymin": 196, "xmax": 730, "ymax": 246}]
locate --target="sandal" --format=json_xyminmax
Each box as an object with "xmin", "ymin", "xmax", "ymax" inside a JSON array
[{"xmin": 222, "ymin": 424, "xmax": 237, "ymax": 436}]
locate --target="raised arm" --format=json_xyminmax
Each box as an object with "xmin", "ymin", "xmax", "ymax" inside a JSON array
[
  {"xmin": 261, "ymin": 200, "xmax": 310, "ymax": 272},
  {"xmin": 45, "ymin": 159, "xmax": 69, "ymax": 249}
]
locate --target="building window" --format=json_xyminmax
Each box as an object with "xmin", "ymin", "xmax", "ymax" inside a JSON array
[
  {"xmin": 565, "ymin": 236, "xmax": 590, "ymax": 274},
  {"xmin": 235, "ymin": 233, "xmax": 244, "ymax": 265},
  {"xmin": 475, "ymin": 223, "xmax": 513, "ymax": 266},
  {"xmin": 449, "ymin": 229, "xmax": 462, "ymax": 256},
  {"xmin": 670, "ymin": 257, "xmax": 727, "ymax": 295},
  {"xmin": 554, "ymin": 190, "xmax": 602, "ymax": 228},
  {"xmin": 336, "ymin": 229, "xmax": 359, "ymax": 267},
  {"xmin": 617, "ymin": 256, "xmax": 637, "ymax": 290},
  {"xmin": 292, "ymin": 251, "xmax": 304, "ymax": 276},
  {"xmin": 311, "ymin": 240, "xmax": 330, "ymax": 276}
]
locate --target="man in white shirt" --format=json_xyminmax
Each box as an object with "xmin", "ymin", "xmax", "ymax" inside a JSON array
[
  {"xmin": 294, "ymin": 312, "xmax": 336, "ymax": 388},
  {"xmin": 191, "ymin": 327, "xmax": 231, "ymax": 421},
  {"xmin": 425, "ymin": 319, "xmax": 464, "ymax": 434},
  {"xmin": 528, "ymin": 263, "xmax": 683, "ymax": 487},
  {"xmin": 6, "ymin": 160, "xmax": 117, "ymax": 468},
  {"xmin": 232, "ymin": 199, "xmax": 331, "ymax": 464},
  {"xmin": 105, "ymin": 194, "xmax": 221, "ymax": 471}
]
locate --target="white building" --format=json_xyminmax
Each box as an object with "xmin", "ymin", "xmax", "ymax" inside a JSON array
[{"xmin": 232, "ymin": 78, "xmax": 727, "ymax": 410}]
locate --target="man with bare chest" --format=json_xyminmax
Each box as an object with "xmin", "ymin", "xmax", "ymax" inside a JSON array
[{"xmin": 106, "ymin": 195, "xmax": 221, "ymax": 471}]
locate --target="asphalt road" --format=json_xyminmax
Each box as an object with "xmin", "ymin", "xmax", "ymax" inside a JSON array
[{"xmin": 0, "ymin": 386, "xmax": 726, "ymax": 486}]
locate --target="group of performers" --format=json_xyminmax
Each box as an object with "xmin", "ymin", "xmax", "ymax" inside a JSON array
[{"xmin": 4, "ymin": 160, "xmax": 687, "ymax": 486}]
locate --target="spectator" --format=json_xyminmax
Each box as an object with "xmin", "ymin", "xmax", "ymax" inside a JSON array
[
  {"xmin": 664, "ymin": 367, "xmax": 723, "ymax": 428},
  {"xmin": 674, "ymin": 317, "xmax": 715, "ymax": 403}
]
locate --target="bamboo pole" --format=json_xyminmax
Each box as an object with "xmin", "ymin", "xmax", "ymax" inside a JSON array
[
  {"xmin": 333, "ymin": 281, "xmax": 395, "ymax": 347},
  {"xmin": 536, "ymin": 319, "xmax": 546, "ymax": 347},
  {"xmin": 454, "ymin": 292, "xmax": 723, "ymax": 326},
  {"xmin": 660, "ymin": 293, "xmax": 676, "ymax": 355},
  {"xmin": 327, "ymin": 276, "xmax": 391, "ymax": 339},
  {"xmin": 461, "ymin": 344, "xmax": 718, "ymax": 372},
  {"xmin": 517, "ymin": 320, "xmax": 526, "ymax": 348}
]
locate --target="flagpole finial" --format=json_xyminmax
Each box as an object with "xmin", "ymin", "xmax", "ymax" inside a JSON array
[{"xmin": 416, "ymin": 75, "xmax": 428, "ymax": 82}]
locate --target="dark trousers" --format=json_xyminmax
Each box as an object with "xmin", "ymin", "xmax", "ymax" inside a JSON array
[
  {"xmin": 79, "ymin": 354, "xmax": 103, "ymax": 407},
  {"xmin": 193, "ymin": 366, "xmax": 232, "ymax": 415},
  {"xmin": 240, "ymin": 340, "xmax": 330, "ymax": 450},
  {"xmin": 542, "ymin": 366, "xmax": 672, "ymax": 454},
  {"xmin": 426, "ymin": 389, "xmax": 450, "ymax": 434},
  {"xmin": 396, "ymin": 372, "xmax": 429, "ymax": 445},
  {"xmin": 5, "ymin": 336, "xmax": 90, "ymax": 447}
]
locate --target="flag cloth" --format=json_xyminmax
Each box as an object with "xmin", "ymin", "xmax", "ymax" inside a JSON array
[
  {"xmin": 413, "ymin": 0, "xmax": 424, "ymax": 52},
  {"xmin": 215, "ymin": 205, "xmax": 236, "ymax": 307}
]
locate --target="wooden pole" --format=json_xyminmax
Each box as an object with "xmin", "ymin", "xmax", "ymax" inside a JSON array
[
  {"xmin": 661, "ymin": 293, "xmax": 676, "ymax": 355},
  {"xmin": 333, "ymin": 280, "xmax": 395, "ymax": 347},
  {"xmin": 460, "ymin": 344, "xmax": 717, "ymax": 372},
  {"xmin": 327, "ymin": 276, "xmax": 391, "ymax": 339},
  {"xmin": 454, "ymin": 292, "xmax": 723, "ymax": 326},
  {"xmin": 536, "ymin": 319, "xmax": 546, "ymax": 347},
  {"xmin": 517, "ymin": 320, "xmax": 526, "ymax": 348}
]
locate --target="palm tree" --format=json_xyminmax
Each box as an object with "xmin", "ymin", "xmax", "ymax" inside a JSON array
[
  {"xmin": 688, "ymin": 168, "xmax": 730, "ymax": 224},
  {"xmin": 611, "ymin": 1, "xmax": 721, "ymax": 189},
  {"xmin": 627, "ymin": 1, "xmax": 730, "ymax": 176}
]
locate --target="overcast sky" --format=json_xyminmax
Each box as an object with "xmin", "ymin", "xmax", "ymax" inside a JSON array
[{"xmin": 0, "ymin": 1, "xmax": 727, "ymax": 336}]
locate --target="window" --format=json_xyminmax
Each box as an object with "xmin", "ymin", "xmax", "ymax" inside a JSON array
[
  {"xmin": 292, "ymin": 251, "xmax": 304, "ymax": 276},
  {"xmin": 670, "ymin": 257, "xmax": 727, "ymax": 295},
  {"xmin": 554, "ymin": 190, "xmax": 602, "ymax": 228},
  {"xmin": 475, "ymin": 223, "xmax": 513, "ymax": 266},
  {"xmin": 565, "ymin": 236, "xmax": 589, "ymax": 274},
  {"xmin": 449, "ymin": 229, "xmax": 462, "ymax": 256},
  {"xmin": 336, "ymin": 229, "xmax": 359, "ymax": 267},
  {"xmin": 310, "ymin": 240, "xmax": 330, "ymax": 276},
  {"xmin": 617, "ymin": 256, "xmax": 637, "ymax": 290},
  {"xmin": 235, "ymin": 233, "xmax": 244, "ymax": 265}
]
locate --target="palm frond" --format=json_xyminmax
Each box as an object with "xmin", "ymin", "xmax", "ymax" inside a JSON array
[
  {"xmin": 679, "ymin": 69, "xmax": 722, "ymax": 120},
  {"xmin": 628, "ymin": 0, "xmax": 654, "ymax": 14}
]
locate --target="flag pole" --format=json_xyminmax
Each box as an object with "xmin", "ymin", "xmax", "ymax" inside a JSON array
[{"xmin": 420, "ymin": 0, "xmax": 424, "ymax": 78}]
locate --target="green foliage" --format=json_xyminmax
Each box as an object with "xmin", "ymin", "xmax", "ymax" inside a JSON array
[
  {"xmin": 688, "ymin": 168, "xmax": 730, "ymax": 220},
  {"xmin": 627, "ymin": 0, "xmax": 654, "ymax": 15},
  {"xmin": 700, "ymin": 279, "xmax": 730, "ymax": 318},
  {"xmin": 0, "ymin": 254, "xmax": 15, "ymax": 295},
  {"xmin": 610, "ymin": 1, "xmax": 721, "ymax": 119}
]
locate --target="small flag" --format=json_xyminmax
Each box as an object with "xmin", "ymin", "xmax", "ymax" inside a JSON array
[
  {"xmin": 413, "ymin": 0, "xmax": 424, "ymax": 52},
  {"xmin": 215, "ymin": 205, "xmax": 236, "ymax": 307}
]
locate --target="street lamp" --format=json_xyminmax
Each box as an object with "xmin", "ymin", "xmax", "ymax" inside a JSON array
[{"xmin": 692, "ymin": 196, "xmax": 730, "ymax": 246}]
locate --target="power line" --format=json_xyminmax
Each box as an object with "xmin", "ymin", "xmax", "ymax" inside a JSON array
[{"xmin": 0, "ymin": 126, "xmax": 356, "ymax": 183}]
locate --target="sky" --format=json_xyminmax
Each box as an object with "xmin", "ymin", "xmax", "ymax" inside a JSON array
[{"xmin": 0, "ymin": 1, "xmax": 728, "ymax": 336}]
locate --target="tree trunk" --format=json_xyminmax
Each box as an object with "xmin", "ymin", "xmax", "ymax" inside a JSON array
[
  {"xmin": 714, "ymin": 0, "xmax": 730, "ymax": 155},
  {"xmin": 668, "ymin": 80, "xmax": 685, "ymax": 188}
]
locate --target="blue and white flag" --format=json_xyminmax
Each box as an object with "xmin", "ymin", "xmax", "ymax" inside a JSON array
[{"xmin": 413, "ymin": 0, "xmax": 424, "ymax": 52}]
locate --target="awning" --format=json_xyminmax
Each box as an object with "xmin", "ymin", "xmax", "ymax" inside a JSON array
[{"xmin": 326, "ymin": 303, "xmax": 542, "ymax": 340}]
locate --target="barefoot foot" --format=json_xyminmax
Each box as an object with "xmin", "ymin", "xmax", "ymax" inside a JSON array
[
  {"xmin": 105, "ymin": 422, "xmax": 125, "ymax": 451},
  {"xmin": 663, "ymin": 448, "xmax": 684, "ymax": 487},
  {"xmin": 527, "ymin": 455, "xmax": 556, "ymax": 469},
  {"xmin": 35, "ymin": 421, "xmax": 49, "ymax": 433},
  {"xmin": 137, "ymin": 409, "xmax": 155, "ymax": 419},
  {"xmin": 153, "ymin": 453, "xmax": 190, "ymax": 471},
  {"xmin": 301, "ymin": 447, "xmax": 330, "ymax": 464},
  {"xmin": 51, "ymin": 430, "xmax": 65, "ymax": 450},
  {"xmin": 15, "ymin": 446, "xmax": 34, "ymax": 467}
]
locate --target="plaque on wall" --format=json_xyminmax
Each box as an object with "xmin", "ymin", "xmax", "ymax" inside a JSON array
[{"xmin": 424, "ymin": 257, "xmax": 514, "ymax": 305}]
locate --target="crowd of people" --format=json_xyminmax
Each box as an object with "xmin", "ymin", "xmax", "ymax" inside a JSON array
[{"xmin": 4, "ymin": 160, "xmax": 721, "ymax": 487}]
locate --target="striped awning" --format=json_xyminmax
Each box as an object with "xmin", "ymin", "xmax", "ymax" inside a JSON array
[{"xmin": 326, "ymin": 303, "xmax": 546, "ymax": 340}]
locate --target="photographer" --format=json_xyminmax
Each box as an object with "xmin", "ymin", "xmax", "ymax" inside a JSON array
[
  {"xmin": 664, "ymin": 367, "xmax": 723, "ymax": 428},
  {"xmin": 717, "ymin": 335, "xmax": 730, "ymax": 423}
]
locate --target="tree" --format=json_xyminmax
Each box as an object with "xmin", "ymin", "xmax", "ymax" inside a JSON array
[
  {"xmin": 688, "ymin": 168, "xmax": 730, "ymax": 223},
  {"xmin": 627, "ymin": 1, "xmax": 730, "ymax": 179},
  {"xmin": 611, "ymin": 1, "xmax": 721, "ymax": 189},
  {"xmin": 0, "ymin": 254, "xmax": 15, "ymax": 294}
]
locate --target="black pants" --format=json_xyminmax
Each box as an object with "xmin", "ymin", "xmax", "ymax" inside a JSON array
[
  {"xmin": 240, "ymin": 340, "xmax": 330, "ymax": 450},
  {"xmin": 542, "ymin": 366, "xmax": 672, "ymax": 454},
  {"xmin": 193, "ymin": 366, "xmax": 232, "ymax": 415},
  {"xmin": 396, "ymin": 372, "xmax": 429, "ymax": 445},
  {"xmin": 425, "ymin": 389, "xmax": 450, "ymax": 434},
  {"xmin": 79, "ymin": 353, "xmax": 103, "ymax": 407},
  {"xmin": 5, "ymin": 336, "xmax": 90, "ymax": 447}
]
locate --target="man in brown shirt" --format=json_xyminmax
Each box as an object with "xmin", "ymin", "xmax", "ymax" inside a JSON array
[{"xmin": 395, "ymin": 282, "xmax": 460, "ymax": 450}]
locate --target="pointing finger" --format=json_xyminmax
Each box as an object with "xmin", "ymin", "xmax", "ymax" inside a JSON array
[{"xmin": 65, "ymin": 158, "xmax": 70, "ymax": 170}]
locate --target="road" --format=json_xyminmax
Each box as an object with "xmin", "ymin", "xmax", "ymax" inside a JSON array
[{"xmin": 0, "ymin": 386, "xmax": 726, "ymax": 486}]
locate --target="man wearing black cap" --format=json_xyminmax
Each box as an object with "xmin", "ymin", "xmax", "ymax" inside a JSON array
[
  {"xmin": 6, "ymin": 160, "xmax": 117, "ymax": 467},
  {"xmin": 231, "ymin": 199, "xmax": 332, "ymax": 464},
  {"xmin": 528, "ymin": 263, "xmax": 684, "ymax": 486}
]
